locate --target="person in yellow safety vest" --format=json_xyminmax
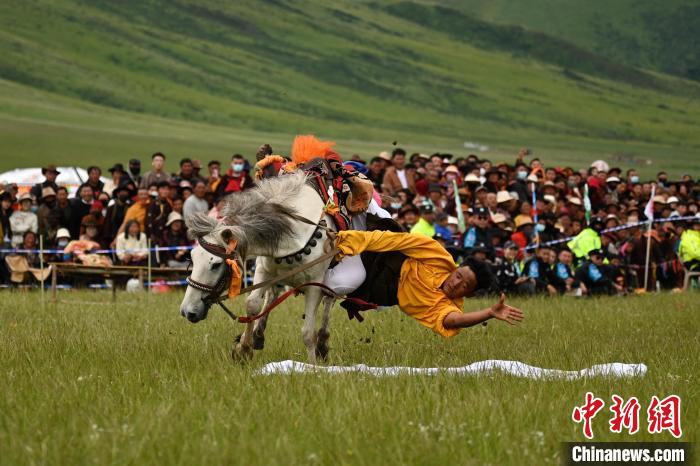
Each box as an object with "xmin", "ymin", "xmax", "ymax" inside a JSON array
[
  {"xmin": 567, "ymin": 217, "xmax": 603, "ymax": 265},
  {"xmin": 678, "ymin": 218, "xmax": 700, "ymax": 271},
  {"xmin": 409, "ymin": 204, "xmax": 437, "ymax": 238}
]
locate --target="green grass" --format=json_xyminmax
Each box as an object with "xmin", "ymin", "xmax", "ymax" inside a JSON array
[
  {"xmin": 0, "ymin": 290, "xmax": 697, "ymax": 465},
  {"xmin": 0, "ymin": 1, "xmax": 699, "ymax": 177}
]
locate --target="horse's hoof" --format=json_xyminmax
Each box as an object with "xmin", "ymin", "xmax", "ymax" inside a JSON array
[
  {"xmin": 231, "ymin": 344, "xmax": 254, "ymax": 362},
  {"xmin": 252, "ymin": 333, "xmax": 265, "ymax": 350},
  {"xmin": 316, "ymin": 330, "xmax": 330, "ymax": 360},
  {"xmin": 315, "ymin": 344, "xmax": 329, "ymax": 361}
]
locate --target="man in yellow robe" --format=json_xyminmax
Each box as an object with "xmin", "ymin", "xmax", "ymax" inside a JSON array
[{"xmin": 334, "ymin": 230, "xmax": 523, "ymax": 337}]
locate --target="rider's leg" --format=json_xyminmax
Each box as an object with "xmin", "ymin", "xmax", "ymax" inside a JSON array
[{"xmin": 323, "ymin": 254, "xmax": 366, "ymax": 295}]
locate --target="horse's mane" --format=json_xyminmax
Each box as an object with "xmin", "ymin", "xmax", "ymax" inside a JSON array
[{"xmin": 185, "ymin": 171, "xmax": 309, "ymax": 258}]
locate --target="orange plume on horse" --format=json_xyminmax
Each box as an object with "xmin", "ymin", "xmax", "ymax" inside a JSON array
[{"xmin": 291, "ymin": 135, "xmax": 342, "ymax": 165}]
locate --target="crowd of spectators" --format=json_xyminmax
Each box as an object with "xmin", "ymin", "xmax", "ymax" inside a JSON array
[{"xmin": 1, "ymin": 147, "xmax": 699, "ymax": 293}]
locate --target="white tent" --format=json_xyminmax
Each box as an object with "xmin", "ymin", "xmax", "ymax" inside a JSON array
[{"xmin": 0, "ymin": 167, "xmax": 107, "ymax": 193}]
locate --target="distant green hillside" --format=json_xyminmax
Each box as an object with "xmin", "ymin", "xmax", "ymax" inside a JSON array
[
  {"xmin": 436, "ymin": 0, "xmax": 700, "ymax": 81},
  {"xmin": 0, "ymin": 0, "xmax": 698, "ymax": 175}
]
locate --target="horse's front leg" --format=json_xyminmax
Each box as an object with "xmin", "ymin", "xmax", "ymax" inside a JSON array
[
  {"xmin": 252, "ymin": 288, "xmax": 277, "ymax": 350},
  {"xmin": 302, "ymin": 287, "xmax": 323, "ymax": 365},
  {"xmin": 232, "ymin": 288, "xmax": 263, "ymax": 361},
  {"xmin": 316, "ymin": 295, "xmax": 334, "ymax": 361}
]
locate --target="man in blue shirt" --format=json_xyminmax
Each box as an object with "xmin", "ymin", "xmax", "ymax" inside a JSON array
[
  {"xmin": 523, "ymin": 245, "xmax": 556, "ymax": 294},
  {"xmin": 548, "ymin": 248, "xmax": 585, "ymax": 295},
  {"xmin": 575, "ymin": 249, "xmax": 623, "ymax": 295},
  {"xmin": 463, "ymin": 207, "xmax": 492, "ymax": 256}
]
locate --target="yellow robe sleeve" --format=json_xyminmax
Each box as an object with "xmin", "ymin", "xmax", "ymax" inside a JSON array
[{"xmin": 335, "ymin": 230, "xmax": 456, "ymax": 269}]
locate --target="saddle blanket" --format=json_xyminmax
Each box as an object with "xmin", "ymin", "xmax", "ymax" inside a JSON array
[{"xmin": 258, "ymin": 360, "xmax": 647, "ymax": 379}]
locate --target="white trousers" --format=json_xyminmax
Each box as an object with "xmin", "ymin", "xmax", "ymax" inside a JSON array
[{"xmin": 323, "ymin": 199, "xmax": 391, "ymax": 295}]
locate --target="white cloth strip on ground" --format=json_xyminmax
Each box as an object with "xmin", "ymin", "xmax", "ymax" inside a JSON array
[{"xmin": 258, "ymin": 360, "xmax": 647, "ymax": 379}]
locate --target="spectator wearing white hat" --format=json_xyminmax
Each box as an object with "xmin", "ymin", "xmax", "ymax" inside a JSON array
[
  {"xmin": 495, "ymin": 190, "xmax": 517, "ymax": 217},
  {"xmin": 160, "ymin": 212, "xmax": 191, "ymax": 268},
  {"xmin": 46, "ymin": 228, "xmax": 73, "ymax": 263},
  {"xmin": 36, "ymin": 187, "xmax": 57, "ymax": 238},
  {"xmin": 10, "ymin": 193, "xmax": 38, "ymax": 247},
  {"xmin": 666, "ymin": 196, "xmax": 681, "ymax": 217}
]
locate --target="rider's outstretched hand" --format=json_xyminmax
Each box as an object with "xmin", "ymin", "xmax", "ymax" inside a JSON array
[{"xmin": 488, "ymin": 293, "xmax": 524, "ymax": 325}]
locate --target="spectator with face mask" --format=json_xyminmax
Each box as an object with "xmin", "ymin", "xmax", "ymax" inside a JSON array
[
  {"xmin": 126, "ymin": 158, "xmax": 142, "ymax": 187},
  {"xmin": 49, "ymin": 228, "xmax": 72, "ymax": 263},
  {"xmin": 215, "ymin": 154, "xmax": 253, "ymax": 198},
  {"xmin": 509, "ymin": 162, "xmax": 530, "ymax": 202}
]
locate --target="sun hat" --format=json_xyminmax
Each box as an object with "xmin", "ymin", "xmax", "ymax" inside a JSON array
[{"xmin": 166, "ymin": 212, "xmax": 184, "ymax": 227}]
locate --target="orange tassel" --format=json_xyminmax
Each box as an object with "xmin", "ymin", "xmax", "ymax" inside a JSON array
[
  {"xmin": 291, "ymin": 135, "xmax": 336, "ymax": 164},
  {"xmin": 226, "ymin": 259, "xmax": 242, "ymax": 299},
  {"xmin": 225, "ymin": 239, "xmax": 242, "ymax": 299}
]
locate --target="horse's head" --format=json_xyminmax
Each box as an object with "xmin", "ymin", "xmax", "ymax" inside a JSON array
[{"xmin": 180, "ymin": 215, "xmax": 242, "ymax": 323}]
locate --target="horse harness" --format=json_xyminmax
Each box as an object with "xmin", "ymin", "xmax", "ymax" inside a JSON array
[{"xmin": 186, "ymin": 211, "xmax": 341, "ymax": 324}]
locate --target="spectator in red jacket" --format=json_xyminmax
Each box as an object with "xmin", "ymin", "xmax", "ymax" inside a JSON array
[{"xmin": 215, "ymin": 154, "xmax": 253, "ymax": 199}]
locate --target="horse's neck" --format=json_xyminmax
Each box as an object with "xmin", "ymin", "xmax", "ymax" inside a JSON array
[{"xmin": 247, "ymin": 184, "xmax": 327, "ymax": 258}]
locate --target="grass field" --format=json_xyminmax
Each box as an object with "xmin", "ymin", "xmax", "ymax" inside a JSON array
[{"xmin": 0, "ymin": 290, "xmax": 696, "ymax": 465}]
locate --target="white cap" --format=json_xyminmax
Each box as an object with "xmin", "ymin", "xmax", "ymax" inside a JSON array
[
  {"xmin": 56, "ymin": 228, "xmax": 71, "ymax": 239},
  {"xmin": 543, "ymin": 194, "xmax": 556, "ymax": 204},
  {"xmin": 496, "ymin": 191, "xmax": 512, "ymax": 204},
  {"xmin": 667, "ymin": 196, "xmax": 679, "ymax": 204},
  {"xmin": 567, "ymin": 196, "xmax": 582, "ymax": 206},
  {"xmin": 166, "ymin": 212, "xmax": 184, "ymax": 226},
  {"xmin": 606, "ymin": 176, "xmax": 621, "ymax": 183},
  {"xmin": 491, "ymin": 213, "xmax": 508, "ymax": 223},
  {"xmin": 590, "ymin": 160, "xmax": 609, "ymax": 172}
]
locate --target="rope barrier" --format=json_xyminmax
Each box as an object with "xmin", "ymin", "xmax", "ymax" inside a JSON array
[
  {"xmin": 523, "ymin": 215, "xmax": 698, "ymax": 251},
  {"xmin": 0, "ymin": 215, "xmax": 696, "ymax": 255},
  {"xmin": 0, "ymin": 244, "xmax": 193, "ymax": 254}
]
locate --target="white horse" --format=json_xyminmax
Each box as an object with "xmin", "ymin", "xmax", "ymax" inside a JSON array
[{"xmin": 180, "ymin": 171, "xmax": 338, "ymax": 363}]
